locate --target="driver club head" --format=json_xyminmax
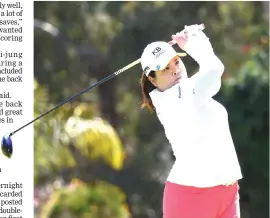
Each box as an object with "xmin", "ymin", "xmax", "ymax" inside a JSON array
[{"xmin": 1, "ymin": 134, "xmax": 13, "ymax": 158}]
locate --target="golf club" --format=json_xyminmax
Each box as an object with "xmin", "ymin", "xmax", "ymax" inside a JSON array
[{"xmin": 1, "ymin": 24, "xmax": 205, "ymax": 158}]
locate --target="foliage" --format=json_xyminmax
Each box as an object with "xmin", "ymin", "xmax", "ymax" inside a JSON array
[
  {"xmin": 41, "ymin": 179, "xmax": 130, "ymax": 218},
  {"xmin": 34, "ymin": 79, "xmax": 128, "ymax": 216},
  {"xmin": 216, "ymin": 24, "xmax": 269, "ymax": 217}
]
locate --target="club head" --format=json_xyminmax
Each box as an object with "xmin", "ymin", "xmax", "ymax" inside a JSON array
[{"xmin": 1, "ymin": 134, "xmax": 13, "ymax": 158}]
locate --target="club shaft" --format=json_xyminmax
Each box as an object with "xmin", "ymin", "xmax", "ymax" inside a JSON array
[
  {"xmin": 9, "ymin": 72, "xmax": 117, "ymax": 137},
  {"xmin": 9, "ymin": 23, "xmax": 205, "ymax": 137}
]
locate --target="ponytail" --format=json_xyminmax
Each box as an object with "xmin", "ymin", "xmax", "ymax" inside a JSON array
[{"xmin": 140, "ymin": 71, "xmax": 156, "ymax": 112}]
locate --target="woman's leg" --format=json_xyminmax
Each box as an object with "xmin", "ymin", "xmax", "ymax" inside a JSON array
[
  {"xmin": 162, "ymin": 181, "xmax": 219, "ymax": 218},
  {"xmin": 218, "ymin": 183, "xmax": 240, "ymax": 218}
]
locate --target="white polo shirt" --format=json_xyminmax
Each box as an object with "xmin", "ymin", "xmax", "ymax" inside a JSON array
[{"xmin": 149, "ymin": 31, "xmax": 242, "ymax": 187}]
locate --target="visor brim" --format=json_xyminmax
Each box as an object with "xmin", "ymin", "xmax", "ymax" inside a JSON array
[{"xmin": 158, "ymin": 52, "xmax": 187, "ymax": 71}]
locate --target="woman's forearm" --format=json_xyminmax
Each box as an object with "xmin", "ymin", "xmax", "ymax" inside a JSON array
[{"xmin": 184, "ymin": 31, "xmax": 225, "ymax": 107}]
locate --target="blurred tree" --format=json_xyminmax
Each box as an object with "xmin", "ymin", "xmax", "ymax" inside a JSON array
[
  {"xmin": 34, "ymin": 80, "xmax": 128, "ymax": 216},
  {"xmin": 34, "ymin": 79, "xmax": 125, "ymax": 181},
  {"xmin": 40, "ymin": 179, "xmax": 130, "ymax": 218},
  {"xmin": 216, "ymin": 24, "xmax": 269, "ymax": 218}
]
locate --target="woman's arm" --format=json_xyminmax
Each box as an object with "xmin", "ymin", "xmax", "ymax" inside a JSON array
[
  {"xmin": 173, "ymin": 25, "xmax": 225, "ymax": 107},
  {"xmin": 150, "ymin": 25, "xmax": 225, "ymax": 119}
]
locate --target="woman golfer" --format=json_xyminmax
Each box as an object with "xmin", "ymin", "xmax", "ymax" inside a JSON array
[{"xmin": 139, "ymin": 24, "xmax": 242, "ymax": 218}]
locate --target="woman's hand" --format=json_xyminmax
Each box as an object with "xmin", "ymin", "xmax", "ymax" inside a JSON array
[
  {"xmin": 171, "ymin": 24, "xmax": 205, "ymax": 51},
  {"xmin": 171, "ymin": 30, "xmax": 188, "ymax": 51}
]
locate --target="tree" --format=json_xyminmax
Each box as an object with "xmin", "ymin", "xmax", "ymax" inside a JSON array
[{"xmin": 34, "ymin": 80, "xmax": 128, "ymax": 217}]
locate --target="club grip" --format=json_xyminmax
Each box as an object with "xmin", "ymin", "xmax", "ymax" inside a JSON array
[{"xmin": 167, "ymin": 23, "xmax": 205, "ymax": 46}]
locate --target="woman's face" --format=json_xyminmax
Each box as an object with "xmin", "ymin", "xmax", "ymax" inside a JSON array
[{"xmin": 149, "ymin": 56, "xmax": 187, "ymax": 91}]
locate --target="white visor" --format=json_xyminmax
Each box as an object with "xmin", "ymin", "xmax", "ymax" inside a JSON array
[{"xmin": 140, "ymin": 41, "xmax": 186, "ymax": 76}]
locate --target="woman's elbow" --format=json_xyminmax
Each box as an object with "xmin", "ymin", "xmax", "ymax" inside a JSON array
[
  {"xmin": 212, "ymin": 79, "xmax": 222, "ymax": 96},
  {"xmin": 210, "ymin": 56, "xmax": 225, "ymax": 76}
]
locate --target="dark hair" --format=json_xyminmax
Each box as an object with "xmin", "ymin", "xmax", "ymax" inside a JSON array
[{"xmin": 140, "ymin": 71, "xmax": 156, "ymax": 112}]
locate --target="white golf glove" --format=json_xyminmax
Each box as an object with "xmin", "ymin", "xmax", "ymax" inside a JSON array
[{"xmin": 182, "ymin": 24, "xmax": 215, "ymax": 62}]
